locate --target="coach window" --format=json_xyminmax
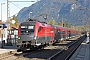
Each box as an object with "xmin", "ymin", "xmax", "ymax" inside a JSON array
[
  {"xmin": 63, "ymin": 31, "xmax": 65, "ymax": 34},
  {"xmin": 61, "ymin": 30, "xmax": 65, "ymax": 34},
  {"xmin": 68, "ymin": 31, "xmax": 71, "ymax": 37}
]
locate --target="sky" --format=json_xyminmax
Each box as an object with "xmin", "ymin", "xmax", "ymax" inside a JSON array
[{"xmin": 0, "ymin": 0, "xmax": 38, "ymax": 22}]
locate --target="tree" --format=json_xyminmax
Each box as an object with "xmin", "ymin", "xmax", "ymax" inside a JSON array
[
  {"xmin": 48, "ymin": 19, "xmax": 58, "ymax": 25},
  {"xmin": 10, "ymin": 15, "xmax": 19, "ymax": 29},
  {"xmin": 59, "ymin": 21, "xmax": 63, "ymax": 26}
]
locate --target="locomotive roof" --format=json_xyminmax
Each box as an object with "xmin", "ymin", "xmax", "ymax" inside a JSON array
[{"xmin": 20, "ymin": 21, "xmax": 36, "ymax": 25}]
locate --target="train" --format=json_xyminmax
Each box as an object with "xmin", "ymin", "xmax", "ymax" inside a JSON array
[{"xmin": 17, "ymin": 19, "xmax": 81, "ymax": 52}]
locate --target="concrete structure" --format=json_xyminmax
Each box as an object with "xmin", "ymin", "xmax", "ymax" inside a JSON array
[{"xmin": 70, "ymin": 39, "xmax": 90, "ymax": 60}]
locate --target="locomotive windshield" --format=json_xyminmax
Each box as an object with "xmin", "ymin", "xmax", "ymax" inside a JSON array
[{"xmin": 21, "ymin": 25, "xmax": 34, "ymax": 35}]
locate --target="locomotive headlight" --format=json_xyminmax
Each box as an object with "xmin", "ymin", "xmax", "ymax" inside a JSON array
[
  {"xmin": 18, "ymin": 37, "xmax": 20, "ymax": 39},
  {"xmin": 18, "ymin": 36, "xmax": 20, "ymax": 40},
  {"xmin": 34, "ymin": 36, "xmax": 37, "ymax": 40},
  {"xmin": 17, "ymin": 36, "xmax": 21, "ymax": 44}
]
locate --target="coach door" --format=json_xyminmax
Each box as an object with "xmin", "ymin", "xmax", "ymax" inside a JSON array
[
  {"xmin": 67, "ymin": 31, "xmax": 71, "ymax": 38},
  {"xmin": 55, "ymin": 29, "xmax": 60, "ymax": 42}
]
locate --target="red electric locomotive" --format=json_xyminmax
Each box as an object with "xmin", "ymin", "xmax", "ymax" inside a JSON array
[
  {"xmin": 17, "ymin": 19, "xmax": 55, "ymax": 51},
  {"xmin": 17, "ymin": 19, "xmax": 81, "ymax": 52}
]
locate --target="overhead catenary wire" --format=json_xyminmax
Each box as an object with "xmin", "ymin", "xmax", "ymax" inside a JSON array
[
  {"xmin": 8, "ymin": 1, "xmax": 35, "ymax": 2},
  {"xmin": 9, "ymin": 2, "xmax": 22, "ymax": 9},
  {"xmin": 7, "ymin": 0, "xmax": 37, "ymax": 23},
  {"xmin": 7, "ymin": 0, "xmax": 37, "ymax": 16}
]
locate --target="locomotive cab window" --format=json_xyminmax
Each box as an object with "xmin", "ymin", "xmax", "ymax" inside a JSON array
[
  {"xmin": 21, "ymin": 26, "xmax": 27, "ymax": 34},
  {"xmin": 28, "ymin": 26, "xmax": 34, "ymax": 32},
  {"xmin": 21, "ymin": 25, "xmax": 34, "ymax": 34}
]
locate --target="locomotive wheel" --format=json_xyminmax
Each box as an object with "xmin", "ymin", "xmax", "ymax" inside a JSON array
[
  {"xmin": 17, "ymin": 49, "xmax": 22, "ymax": 52},
  {"xmin": 48, "ymin": 42, "xmax": 53, "ymax": 46}
]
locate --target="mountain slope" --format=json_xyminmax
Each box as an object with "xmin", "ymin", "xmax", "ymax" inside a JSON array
[{"xmin": 17, "ymin": 0, "xmax": 90, "ymax": 26}]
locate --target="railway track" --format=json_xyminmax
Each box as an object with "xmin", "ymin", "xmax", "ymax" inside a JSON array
[
  {"xmin": 49, "ymin": 35, "xmax": 86, "ymax": 60},
  {"xmin": 0, "ymin": 35, "xmax": 86, "ymax": 60}
]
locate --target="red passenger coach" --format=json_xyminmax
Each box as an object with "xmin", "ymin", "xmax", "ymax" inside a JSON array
[
  {"xmin": 17, "ymin": 19, "xmax": 81, "ymax": 52},
  {"xmin": 53, "ymin": 26, "xmax": 69, "ymax": 41}
]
